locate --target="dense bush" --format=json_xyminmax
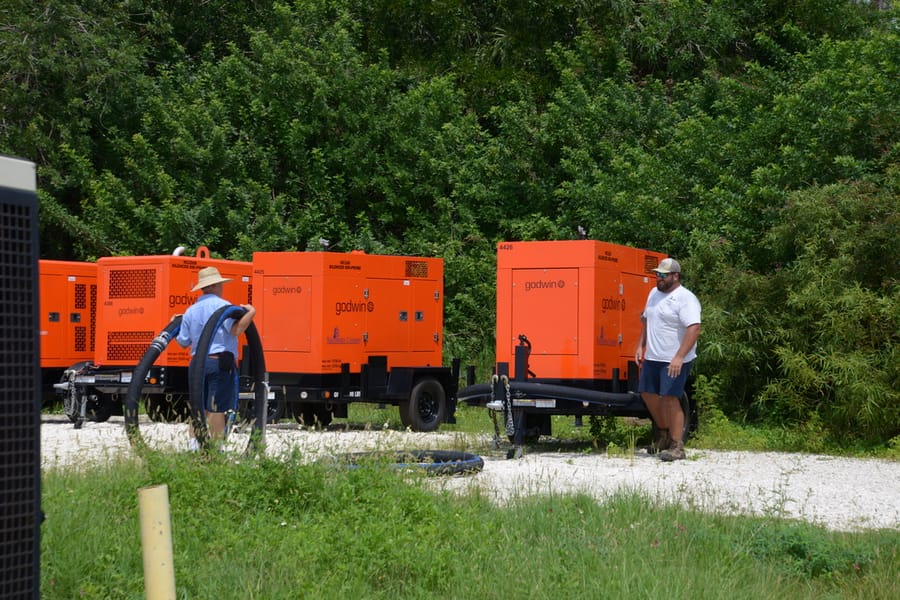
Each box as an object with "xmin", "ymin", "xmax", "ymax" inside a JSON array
[{"xmin": 693, "ymin": 178, "xmax": 900, "ymax": 442}]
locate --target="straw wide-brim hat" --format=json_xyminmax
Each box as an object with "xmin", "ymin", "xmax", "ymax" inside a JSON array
[{"xmin": 191, "ymin": 266, "xmax": 231, "ymax": 292}]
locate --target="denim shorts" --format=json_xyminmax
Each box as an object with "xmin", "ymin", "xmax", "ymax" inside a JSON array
[
  {"xmin": 200, "ymin": 356, "xmax": 236, "ymax": 413},
  {"xmin": 638, "ymin": 359, "xmax": 693, "ymax": 398}
]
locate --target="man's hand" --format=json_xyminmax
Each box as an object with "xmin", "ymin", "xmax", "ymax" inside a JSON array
[
  {"xmin": 668, "ymin": 355, "xmax": 684, "ymax": 377},
  {"xmin": 231, "ymin": 304, "xmax": 256, "ymax": 336}
]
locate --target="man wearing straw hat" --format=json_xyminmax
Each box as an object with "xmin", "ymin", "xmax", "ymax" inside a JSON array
[{"xmin": 175, "ymin": 266, "xmax": 255, "ymax": 450}]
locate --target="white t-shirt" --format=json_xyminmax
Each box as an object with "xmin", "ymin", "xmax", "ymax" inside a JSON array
[{"xmin": 642, "ymin": 285, "xmax": 701, "ymax": 362}]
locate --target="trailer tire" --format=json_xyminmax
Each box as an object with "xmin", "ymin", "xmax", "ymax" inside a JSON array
[
  {"xmin": 507, "ymin": 429, "xmax": 542, "ymax": 445},
  {"xmin": 400, "ymin": 378, "xmax": 446, "ymax": 432},
  {"xmin": 88, "ymin": 398, "xmax": 112, "ymax": 423}
]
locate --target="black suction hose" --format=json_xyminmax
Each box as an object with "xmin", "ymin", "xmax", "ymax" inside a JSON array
[
  {"xmin": 124, "ymin": 307, "xmax": 267, "ymax": 454},
  {"xmin": 241, "ymin": 318, "xmax": 268, "ymax": 453},
  {"xmin": 189, "ymin": 304, "xmax": 267, "ymax": 453},
  {"xmin": 124, "ymin": 316, "xmax": 182, "ymax": 448}
]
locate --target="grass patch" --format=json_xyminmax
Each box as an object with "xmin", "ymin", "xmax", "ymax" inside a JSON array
[{"xmin": 41, "ymin": 451, "xmax": 899, "ymax": 599}]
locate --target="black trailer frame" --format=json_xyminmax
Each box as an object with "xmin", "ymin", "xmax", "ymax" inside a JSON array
[
  {"xmin": 56, "ymin": 354, "xmax": 461, "ymax": 433},
  {"xmin": 458, "ymin": 338, "xmax": 696, "ymax": 457},
  {"xmin": 269, "ymin": 356, "xmax": 460, "ymax": 432}
]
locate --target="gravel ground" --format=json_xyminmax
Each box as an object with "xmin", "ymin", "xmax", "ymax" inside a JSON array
[{"xmin": 41, "ymin": 416, "xmax": 900, "ymax": 533}]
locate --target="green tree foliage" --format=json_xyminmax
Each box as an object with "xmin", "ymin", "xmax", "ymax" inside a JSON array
[
  {"xmin": 758, "ymin": 179, "xmax": 899, "ymax": 441},
  {"xmin": 0, "ymin": 0, "xmax": 160, "ymax": 256},
  {"xmin": 1, "ymin": 0, "xmax": 897, "ymax": 443},
  {"xmin": 695, "ymin": 177, "xmax": 900, "ymax": 441}
]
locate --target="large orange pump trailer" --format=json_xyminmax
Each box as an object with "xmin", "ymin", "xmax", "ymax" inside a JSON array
[
  {"xmin": 253, "ymin": 251, "xmax": 456, "ymax": 431},
  {"xmin": 46, "ymin": 248, "xmax": 458, "ymax": 431},
  {"xmin": 38, "ymin": 259, "xmax": 98, "ymax": 400},
  {"xmin": 49, "ymin": 247, "xmax": 253, "ymax": 426},
  {"xmin": 458, "ymin": 240, "xmax": 695, "ymax": 449}
]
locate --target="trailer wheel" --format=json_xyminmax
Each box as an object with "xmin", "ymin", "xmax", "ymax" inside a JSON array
[
  {"xmin": 400, "ymin": 378, "xmax": 446, "ymax": 432},
  {"xmin": 507, "ymin": 428, "xmax": 542, "ymax": 445},
  {"xmin": 86, "ymin": 394, "xmax": 113, "ymax": 423}
]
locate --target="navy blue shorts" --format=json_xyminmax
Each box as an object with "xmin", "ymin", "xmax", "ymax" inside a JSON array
[
  {"xmin": 198, "ymin": 356, "xmax": 237, "ymax": 413},
  {"xmin": 638, "ymin": 360, "xmax": 693, "ymax": 398}
]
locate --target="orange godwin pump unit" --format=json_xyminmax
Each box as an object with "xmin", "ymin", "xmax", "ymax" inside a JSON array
[
  {"xmin": 38, "ymin": 260, "xmax": 97, "ymax": 402},
  {"xmin": 253, "ymin": 250, "xmax": 456, "ymax": 432},
  {"xmin": 459, "ymin": 239, "xmax": 687, "ymax": 449},
  {"xmin": 95, "ymin": 246, "xmax": 251, "ymax": 368},
  {"xmin": 39, "ymin": 260, "xmax": 98, "ymax": 369},
  {"xmin": 496, "ymin": 240, "xmax": 665, "ymax": 383},
  {"xmin": 54, "ymin": 247, "xmax": 252, "ymax": 426}
]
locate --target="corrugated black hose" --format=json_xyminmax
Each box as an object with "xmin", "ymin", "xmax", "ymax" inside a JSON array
[
  {"xmin": 124, "ymin": 316, "xmax": 182, "ymax": 450},
  {"xmin": 188, "ymin": 305, "xmax": 267, "ymax": 453},
  {"xmin": 125, "ymin": 307, "xmax": 267, "ymax": 454}
]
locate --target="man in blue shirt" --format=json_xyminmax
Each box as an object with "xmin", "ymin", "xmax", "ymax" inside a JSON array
[{"xmin": 176, "ymin": 266, "xmax": 256, "ymax": 448}]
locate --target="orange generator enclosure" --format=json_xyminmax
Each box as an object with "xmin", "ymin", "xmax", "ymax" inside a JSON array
[
  {"xmin": 496, "ymin": 240, "xmax": 666, "ymax": 383},
  {"xmin": 95, "ymin": 247, "xmax": 252, "ymax": 367},
  {"xmin": 39, "ymin": 260, "xmax": 98, "ymax": 369},
  {"xmin": 253, "ymin": 251, "xmax": 444, "ymax": 375}
]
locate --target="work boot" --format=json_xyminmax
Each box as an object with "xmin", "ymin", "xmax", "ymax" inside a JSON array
[
  {"xmin": 649, "ymin": 428, "xmax": 670, "ymax": 455},
  {"xmin": 659, "ymin": 440, "xmax": 686, "ymax": 462}
]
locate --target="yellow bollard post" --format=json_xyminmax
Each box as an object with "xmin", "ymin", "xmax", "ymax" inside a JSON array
[{"xmin": 138, "ymin": 484, "xmax": 176, "ymax": 600}]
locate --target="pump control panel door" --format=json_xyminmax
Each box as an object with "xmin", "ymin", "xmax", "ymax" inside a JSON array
[
  {"xmin": 363, "ymin": 278, "xmax": 410, "ymax": 354},
  {"xmin": 619, "ymin": 272, "xmax": 654, "ymax": 362},
  {"xmin": 40, "ymin": 273, "xmax": 94, "ymax": 364},
  {"xmin": 261, "ymin": 275, "xmax": 312, "ymax": 353},
  {"xmin": 509, "ymin": 268, "xmax": 579, "ymax": 356}
]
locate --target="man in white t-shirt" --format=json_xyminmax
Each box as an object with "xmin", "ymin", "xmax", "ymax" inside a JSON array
[{"xmin": 635, "ymin": 258, "xmax": 701, "ymax": 461}]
